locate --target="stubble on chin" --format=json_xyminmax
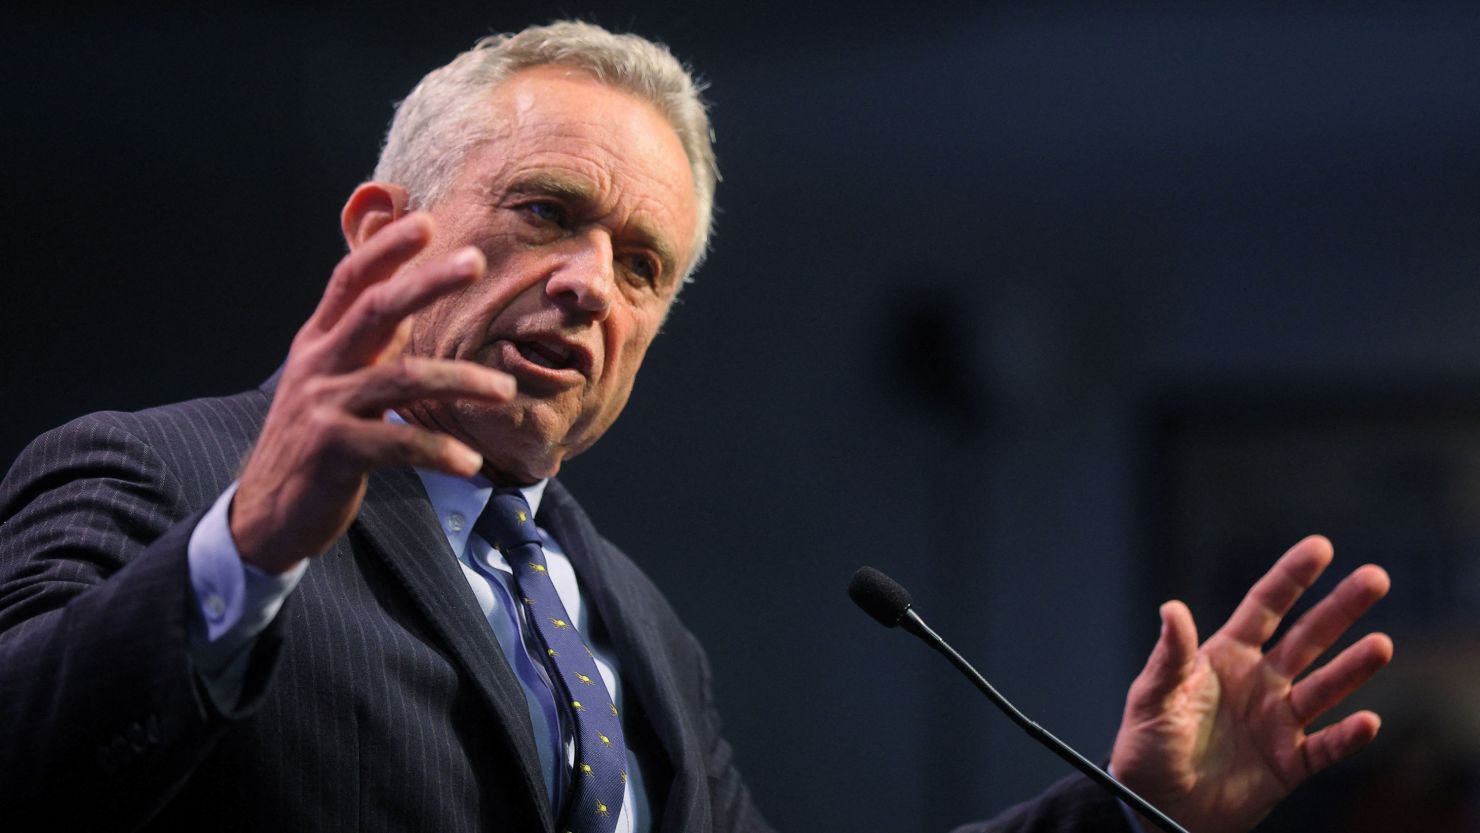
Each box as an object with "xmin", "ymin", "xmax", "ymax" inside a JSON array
[{"xmin": 456, "ymin": 397, "xmax": 569, "ymax": 485}]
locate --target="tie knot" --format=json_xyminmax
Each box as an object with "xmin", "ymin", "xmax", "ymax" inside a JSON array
[{"xmin": 476, "ymin": 490, "xmax": 542, "ymax": 550}]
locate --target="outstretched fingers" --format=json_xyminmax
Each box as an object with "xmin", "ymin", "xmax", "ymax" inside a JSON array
[
  {"xmin": 1219, "ymin": 536, "xmax": 1334, "ymax": 649},
  {"xmin": 233, "ymin": 213, "xmax": 505, "ymax": 573},
  {"xmin": 1266, "ymin": 564, "xmax": 1391, "ymax": 679}
]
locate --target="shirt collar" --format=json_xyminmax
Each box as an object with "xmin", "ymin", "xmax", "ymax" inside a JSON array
[{"xmin": 385, "ymin": 411, "xmax": 548, "ymax": 550}]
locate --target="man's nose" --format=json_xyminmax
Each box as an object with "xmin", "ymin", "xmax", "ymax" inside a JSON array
[{"xmin": 547, "ymin": 228, "xmax": 615, "ymax": 317}]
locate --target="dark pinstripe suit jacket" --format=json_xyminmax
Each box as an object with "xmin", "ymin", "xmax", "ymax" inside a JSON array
[
  {"xmin": 0, "ymin": 378, "xmax": 1127, "ymax": 833},
  {"xmin": 0, "ymin": 377, "xmax": 772, "ymax": 833}
]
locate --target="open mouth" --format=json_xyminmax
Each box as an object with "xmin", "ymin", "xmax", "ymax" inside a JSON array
[{"xmin": 514, "ymin": 340, "xmax": 579, "ymax": 372}]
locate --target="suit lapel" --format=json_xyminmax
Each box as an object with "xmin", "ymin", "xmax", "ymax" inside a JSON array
[
  {"xmin": 355, "ymin": 465, "xmax": 555, "ymax": 832},
  {"xmin": 540, "ymin": 481, "xmax": 710, "ymax": 833}
]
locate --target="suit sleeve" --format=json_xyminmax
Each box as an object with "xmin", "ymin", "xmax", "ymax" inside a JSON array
[
  {"xmin": 948, "ymin": 772, "xmax": 1136, "ymax": 833},
  {"xmin": 0, "ymin": 414, "xmax": 287, "ymax": 831}
]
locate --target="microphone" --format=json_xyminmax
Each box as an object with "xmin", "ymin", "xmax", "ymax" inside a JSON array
[{"xmin": 847, "ymin": 567, "xmax": 1190, "ymax": 833}]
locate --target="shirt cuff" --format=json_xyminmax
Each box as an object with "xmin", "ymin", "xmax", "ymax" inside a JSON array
[{"xmin": 187, "ymin": 482, "xmax": 306, "ymax": 706}]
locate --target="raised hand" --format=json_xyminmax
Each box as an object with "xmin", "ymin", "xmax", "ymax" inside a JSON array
[
  {"xmin": 1109, "ymin": 535, "xmax": 1393, "ymax": 833},
  {"xmin": 231, "ymin": 212, "xmax": 514, "ymax": 574}
]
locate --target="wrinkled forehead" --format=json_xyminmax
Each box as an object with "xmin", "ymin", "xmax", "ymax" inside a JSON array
[
  {"xmin": 480, "ymin": 66, "xmax": 700, "ymax": 267},
  {"xmin": 485, "ymin": 68, "xmax": 698, "ymax": 261}
]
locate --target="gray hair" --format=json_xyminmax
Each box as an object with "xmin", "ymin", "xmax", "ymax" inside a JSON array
[{"xmin": 373, "ymin": 20, "xmax": 719, "ymax": 279}]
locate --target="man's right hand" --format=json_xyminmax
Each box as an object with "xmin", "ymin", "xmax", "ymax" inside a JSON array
[{"xmin": 230, "ymin": 213, "xmax": 513, "ymax": 574}]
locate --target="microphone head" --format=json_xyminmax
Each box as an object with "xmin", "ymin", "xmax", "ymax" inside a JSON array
[{"xmin": 848, "ymin": 566, "xmax": 914, "ymax": 628}]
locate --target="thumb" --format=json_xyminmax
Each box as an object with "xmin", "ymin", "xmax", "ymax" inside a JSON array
[{"xmin": 1127, "ymin": 600, "xmax": 1199, "ymax": 721}]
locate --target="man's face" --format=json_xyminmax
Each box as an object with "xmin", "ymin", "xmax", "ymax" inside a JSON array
[{"xmin": 398, "ymin": 65, "xmax": 699, "ymax": 483}]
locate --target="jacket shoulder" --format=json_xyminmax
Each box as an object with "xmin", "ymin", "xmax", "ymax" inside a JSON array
[{"xmin": 1, "ymin": 387, "xmax": 270, "ymax": 525}]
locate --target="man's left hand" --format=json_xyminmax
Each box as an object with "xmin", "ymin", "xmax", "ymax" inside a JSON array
[{"xmin": 1109, "ymin": 535, "xmax": 1392, "ymax": 833}]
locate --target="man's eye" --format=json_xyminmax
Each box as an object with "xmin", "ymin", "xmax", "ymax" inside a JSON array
[
  {"xmin": 522, "ymin": 201, "xmax": 566, "ymax": 225},
  {"xmin": 623, "ymin": 253, "xmax": 660, "ymax": 285}
]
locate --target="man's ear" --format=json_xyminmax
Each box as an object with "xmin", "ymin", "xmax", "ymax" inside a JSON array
[{"xmin": 341, "ymin": 182, "xmax": 411, "ymax": 250}]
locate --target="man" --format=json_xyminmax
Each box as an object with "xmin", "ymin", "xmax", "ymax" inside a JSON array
[{"xmin": 0, "ymin": 20, "xmax": 1392, "ymax": 833}]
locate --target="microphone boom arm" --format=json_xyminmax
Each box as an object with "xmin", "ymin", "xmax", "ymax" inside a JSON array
[{"xmin": 900, "ymin": 609, "xmax": 1192, "ymax": 833}]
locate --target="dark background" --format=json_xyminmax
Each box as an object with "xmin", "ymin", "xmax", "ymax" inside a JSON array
[{"xmin": 5, "ymin": 2, "xmax": 1480, "ymax": 830}]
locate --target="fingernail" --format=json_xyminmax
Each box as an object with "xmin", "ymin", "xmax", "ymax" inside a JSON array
[
  {"xmin": 454, "ymin": 248, "xmax": 483, "ymax": 275},
  {"xmin": 457, "ymin": 447, "xmax": 483, "ymax": 471},
  {"xmin": 400, "ymin": 213, "xmax": 431, "ymax": 242}
]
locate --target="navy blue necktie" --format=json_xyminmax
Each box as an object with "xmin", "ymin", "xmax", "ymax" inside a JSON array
[{"xmin": 475, "ymin": 490, "xmax": 627, "ymax": 833}]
